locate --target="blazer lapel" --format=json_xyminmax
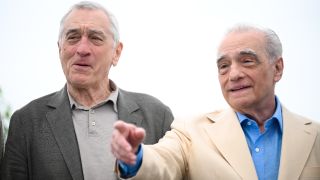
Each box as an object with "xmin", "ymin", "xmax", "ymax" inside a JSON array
[
  {"xmin": 204, "ymin": 109, "xmax": 258, "ymax": 180},
  {"xmin": 46, "ymin": 87, "xmax": 84, "ymax": 180},
  {"xmin": 117, "ymin": 89, "xmax": 142, "ymax": 126},
  {"xmin": 278, "ymin": 107, "xmax": 317, "ymax": 180}
]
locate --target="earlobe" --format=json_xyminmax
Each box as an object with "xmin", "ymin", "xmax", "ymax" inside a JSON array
[{"xmin": 112, "ymin": 58, "xmax": 119, "ymax": 67}]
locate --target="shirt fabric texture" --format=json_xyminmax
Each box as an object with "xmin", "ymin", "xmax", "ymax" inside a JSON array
[{"xmin": 68, "ymin": 81, "xmax": 119, "ymax": 180}]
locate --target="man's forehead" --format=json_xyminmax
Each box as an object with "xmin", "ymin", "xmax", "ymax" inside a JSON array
[
  {"xmin": 66, "ymin": 8, "xmax": 109, "ymax": 20},
  {"xmin": 62, "ymin": 20, "xmax": 111, "ymax": 37},
  {"xmin": 63, "ymin": 9, "xmax": 110, "ymax": 28},
  {"xmin": 217, "ymin": 32, "xmax": 264, "ymax": 58},
  {"xmin": 220, "ymin": 31, "xmax": 264, "ymax": 47},
  {"xmin": 64, "ymin": 26, "xmax": 105, "ymax": 33}
]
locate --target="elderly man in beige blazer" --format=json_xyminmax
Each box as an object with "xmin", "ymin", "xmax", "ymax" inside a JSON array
[{"xmin": 111, "ymin": 24, "xmax": 320, "ymax": 180}]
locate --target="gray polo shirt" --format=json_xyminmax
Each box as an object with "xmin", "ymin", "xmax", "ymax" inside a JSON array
[{"xmin": 68, "ymin": 82, "xmax": 119, "ymax": 180}]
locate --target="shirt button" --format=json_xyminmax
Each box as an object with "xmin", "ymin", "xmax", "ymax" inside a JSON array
[
  {"xmin": 92, "ymin": 122, "xmax": 96, "ymax": 126},
  {"xmin": 255, "ymin": 147, "xmax": 260, "ymax": 152},
  {"xmin": 90, "ymin": 110, "xmax": 95, "ymax": 114},
  {"xmin": 247, "ymin": 121, "xmax": 252, "ymax": 126}
]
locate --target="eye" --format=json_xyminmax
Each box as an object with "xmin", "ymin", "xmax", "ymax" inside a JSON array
[
  {"xmin": 91, "ymin": 36, "xmax": 102, "ymax": 41},
  {"xmin": 66, "ymin": 34, "xmax": 81, "ymax": 43},
  {"xmin": 219, "ymin": 63, "xmax": 229, "ymax": 69},
  {"xmin": 90, "ymin": 35, "xmax": 105, "ymax": 45},
  {"xmin": 241, "ymin": 57, "xmax": 256, "ymax": 66},
  {"xmin": 244, "ymin": 58, "xmax": 253, "ymax": 63},
  {"xmin": 217, "ymin": 62, "xmax": 230, "ymax": 75}
]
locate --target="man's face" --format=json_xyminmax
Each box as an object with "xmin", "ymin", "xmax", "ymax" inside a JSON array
[
  {"xmin": 58, "ymin": 9, "xmax": 122, "ymax": 88},
  {"xmin": 217, "ymin": 31, "xmax": 283, "ymax": 113}
]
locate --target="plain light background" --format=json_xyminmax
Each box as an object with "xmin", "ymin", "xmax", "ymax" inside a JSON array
[{"xmin": 0, "ymin": 0, "xmax": 319, "ymax": 122}]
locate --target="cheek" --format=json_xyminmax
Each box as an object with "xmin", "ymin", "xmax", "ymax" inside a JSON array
[
  {"xmin": 61, "ymin": 46, "xmax": 75, "ymax": 58},
  {"xmin": 255, "ymin": 72, "xmax": 273, "ymax": 89},
  {"xmin": 218, "ymin": 75, "xmax": 227, "ymax": 86},
  {"xmin": 59, "ymin": 47, "xmax": 75, "ymax": 70},
  {"xmin": 218, "ymin": 76, "xmax": 228, "ymax": 93},
  {"xmin": 60, "ymin": 45, "xmax": 77, "ymax": 60},
  {"xmin": 100, "ymin": 51, "xmax": 114, "ymax": 66}
]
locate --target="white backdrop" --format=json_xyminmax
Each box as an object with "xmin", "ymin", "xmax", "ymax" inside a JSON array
[{"xmin": 1, "ymin": 0, "xmax": 319, "ymax": 122}]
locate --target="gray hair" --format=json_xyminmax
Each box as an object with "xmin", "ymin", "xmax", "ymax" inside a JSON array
[
  {"xmin": 226, "ymin": 24, "xmax": 282, "ymax": 62},
  {"xmin": 58, "ymin": 1, "xmax": 120, "ymax": 45}
]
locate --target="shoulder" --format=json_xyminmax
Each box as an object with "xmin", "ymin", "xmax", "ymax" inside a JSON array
[
  {"xmin": 282, "ymin": 107, "xmax": 320, "ymax": 133},
  {"xmin": 118, "ymin": 89, "xmax": 168, "ymax": 107},
  {"xmin": 11, "ymin": 91, "xmax": 60, "ymax": 120},
  {"xmin": 20, "ymin": 92, "xmax": 57, "ymax": 110},
  {"xmin": 172, "ymin": 109, "xmax": 229, "ymax": 131}
]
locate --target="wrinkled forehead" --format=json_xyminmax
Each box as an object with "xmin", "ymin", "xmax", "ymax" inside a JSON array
[
  {"xmin": 217, "ymin": 31, "xmax": 265, "ymax": 61},
  {"xmin": 61, "ymin": 9, "xmax": 111, "ymax": 35}
]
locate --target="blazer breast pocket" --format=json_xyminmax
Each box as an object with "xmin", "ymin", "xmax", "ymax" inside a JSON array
[{"xmin": 300, "ymin": 167, "xmax": 320, "ymax": 180}]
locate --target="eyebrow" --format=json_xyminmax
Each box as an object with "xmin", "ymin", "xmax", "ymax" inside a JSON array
[
  {"xmin": 216, "ymin": 54, "xmax": 226, "ymax": 64},
  {"xmin": 64, "ymin": 28, "xmax": 80, "ymax": 37},
  {"xmin": 216, "ymin": 48, "xmax": 259, "ymax": 64},
  {"xmin": 64, "ymin": 28, "xmax": 107, "ymax": 38},
  {"xmin": 239, "ymin": 48, "xmax": 258, "ymax": 58},
  {"xmin": 88, "ymin": 29, "xmax": 106, "ymax": 37}
]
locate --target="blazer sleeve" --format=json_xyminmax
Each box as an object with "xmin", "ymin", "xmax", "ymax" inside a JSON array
[
  {"xmin": 2, "ymin": 111, "xmax": 29, "ymax": 180},
  {"xmin": 133, "ymin": 120, "xmax": 190, "ymax": 180}
]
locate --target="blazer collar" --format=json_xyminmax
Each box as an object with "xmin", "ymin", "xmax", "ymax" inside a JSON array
[
  {"xmin": 117, "ymin": 89, "xmax": 142, "ymax": 126},
  {"xmin": 278, "ymin": 107, "xmax": 317, "ymax": 180},
  {"xmin": 204, "ymin": 108, "xmax": 258, "ymax": 180},
  {"xmin": 204, "ymin": 106, "xmax": 318, "ymax": 180},
  {"xmin": 46, "ymin": 85, "xmax": 84, "ymax": 180}
]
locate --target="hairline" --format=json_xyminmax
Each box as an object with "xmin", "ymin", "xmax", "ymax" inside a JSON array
[
  {"xmin": 58, "ymin": 1, "xmax": 120, "ymax": 46},
  {"xmin": 224, "ymin": 24, "xmax": 283, "ymax": 63}
]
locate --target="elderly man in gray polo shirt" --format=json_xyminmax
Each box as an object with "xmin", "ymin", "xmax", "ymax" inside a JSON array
[{"xmin": 2, "ymin": 1, "xmax": 174, "ymax": 180}]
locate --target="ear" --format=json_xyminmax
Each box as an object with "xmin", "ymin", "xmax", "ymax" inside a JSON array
[
  {"xmin": 57, "ymin": 40, "xmax": 61, "ymax": 54},
  {"xmin": 112, "ymin": 42, "xmax": 123, "ymax": 67},
  {"xmin": 274, "ymin": 57, "xmax": 284, "ymax": 82}
]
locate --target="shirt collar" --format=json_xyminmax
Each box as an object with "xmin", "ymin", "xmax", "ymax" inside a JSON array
[
  {"xmin": 236, "ymin": 96, "xmax": 283, "ymax": 131},
  {"xmin": 67, "ymin": 79, "xmax": 119, "ymax": 112}
]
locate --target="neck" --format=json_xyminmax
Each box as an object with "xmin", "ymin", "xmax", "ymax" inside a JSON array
[
  {"xmin": 238, "ymin": 97, "xmax": 276, "ymax": 132},
  {"xmin": 67, "ymin": 80, "xmax": 111, "ymax": 108}
]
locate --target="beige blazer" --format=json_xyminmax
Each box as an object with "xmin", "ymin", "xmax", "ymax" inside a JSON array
[{"xmin": 131, "ymin": 107, "xmax": 320, "ymax": 180}]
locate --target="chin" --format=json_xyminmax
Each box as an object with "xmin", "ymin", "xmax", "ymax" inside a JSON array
[
  {"xmin": 228, "ymin": 98, "xmax": 252, "ymax": 110},
  {"xmin": 69, "ymin": 79, "xmax": 89, "ymax": 88}
]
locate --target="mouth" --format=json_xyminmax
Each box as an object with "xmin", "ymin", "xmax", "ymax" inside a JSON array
[
  {"xmin": 72, "ymin": 61, "xmax": 92, "ymax": 71},
  {"xmin": 74, "ymin": 63, "xmax": 90, "ymax": 67},
  {"xmin": 229, "ymin": 85, "xmax": 251, "ymax": 92}
]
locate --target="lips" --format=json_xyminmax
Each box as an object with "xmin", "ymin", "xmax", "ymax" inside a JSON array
[
  {"xmin": 74, "ymin": 64, "xmax": 90, "ymax": 68},
  {"xmin": 74, "ymin": 61, "xmax": 90, "ymax": 66},
  {"xmin": 229, "ymin": 85, "xmax": 251, "ymax": 92},
  {"xmin": 72, "ymin": 60, "xmax": 92, "ymax": 71},
  {"xmin": 73, "ymin": 58, "xmax": 92, "ymax": 66}
]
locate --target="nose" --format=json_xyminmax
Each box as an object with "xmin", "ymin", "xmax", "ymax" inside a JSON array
[
  {"xmin": 76, "ymin": 37, "xmax": 91, "ymax": 57},
  {"xmin": 229, "ymin": 64, "xmax": 244, "ymax": 81}
]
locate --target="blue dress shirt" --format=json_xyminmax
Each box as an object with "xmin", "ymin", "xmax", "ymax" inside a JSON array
[{"xmin": 236, "ymin": 97, "xmax": 283, "ymax": 180}]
